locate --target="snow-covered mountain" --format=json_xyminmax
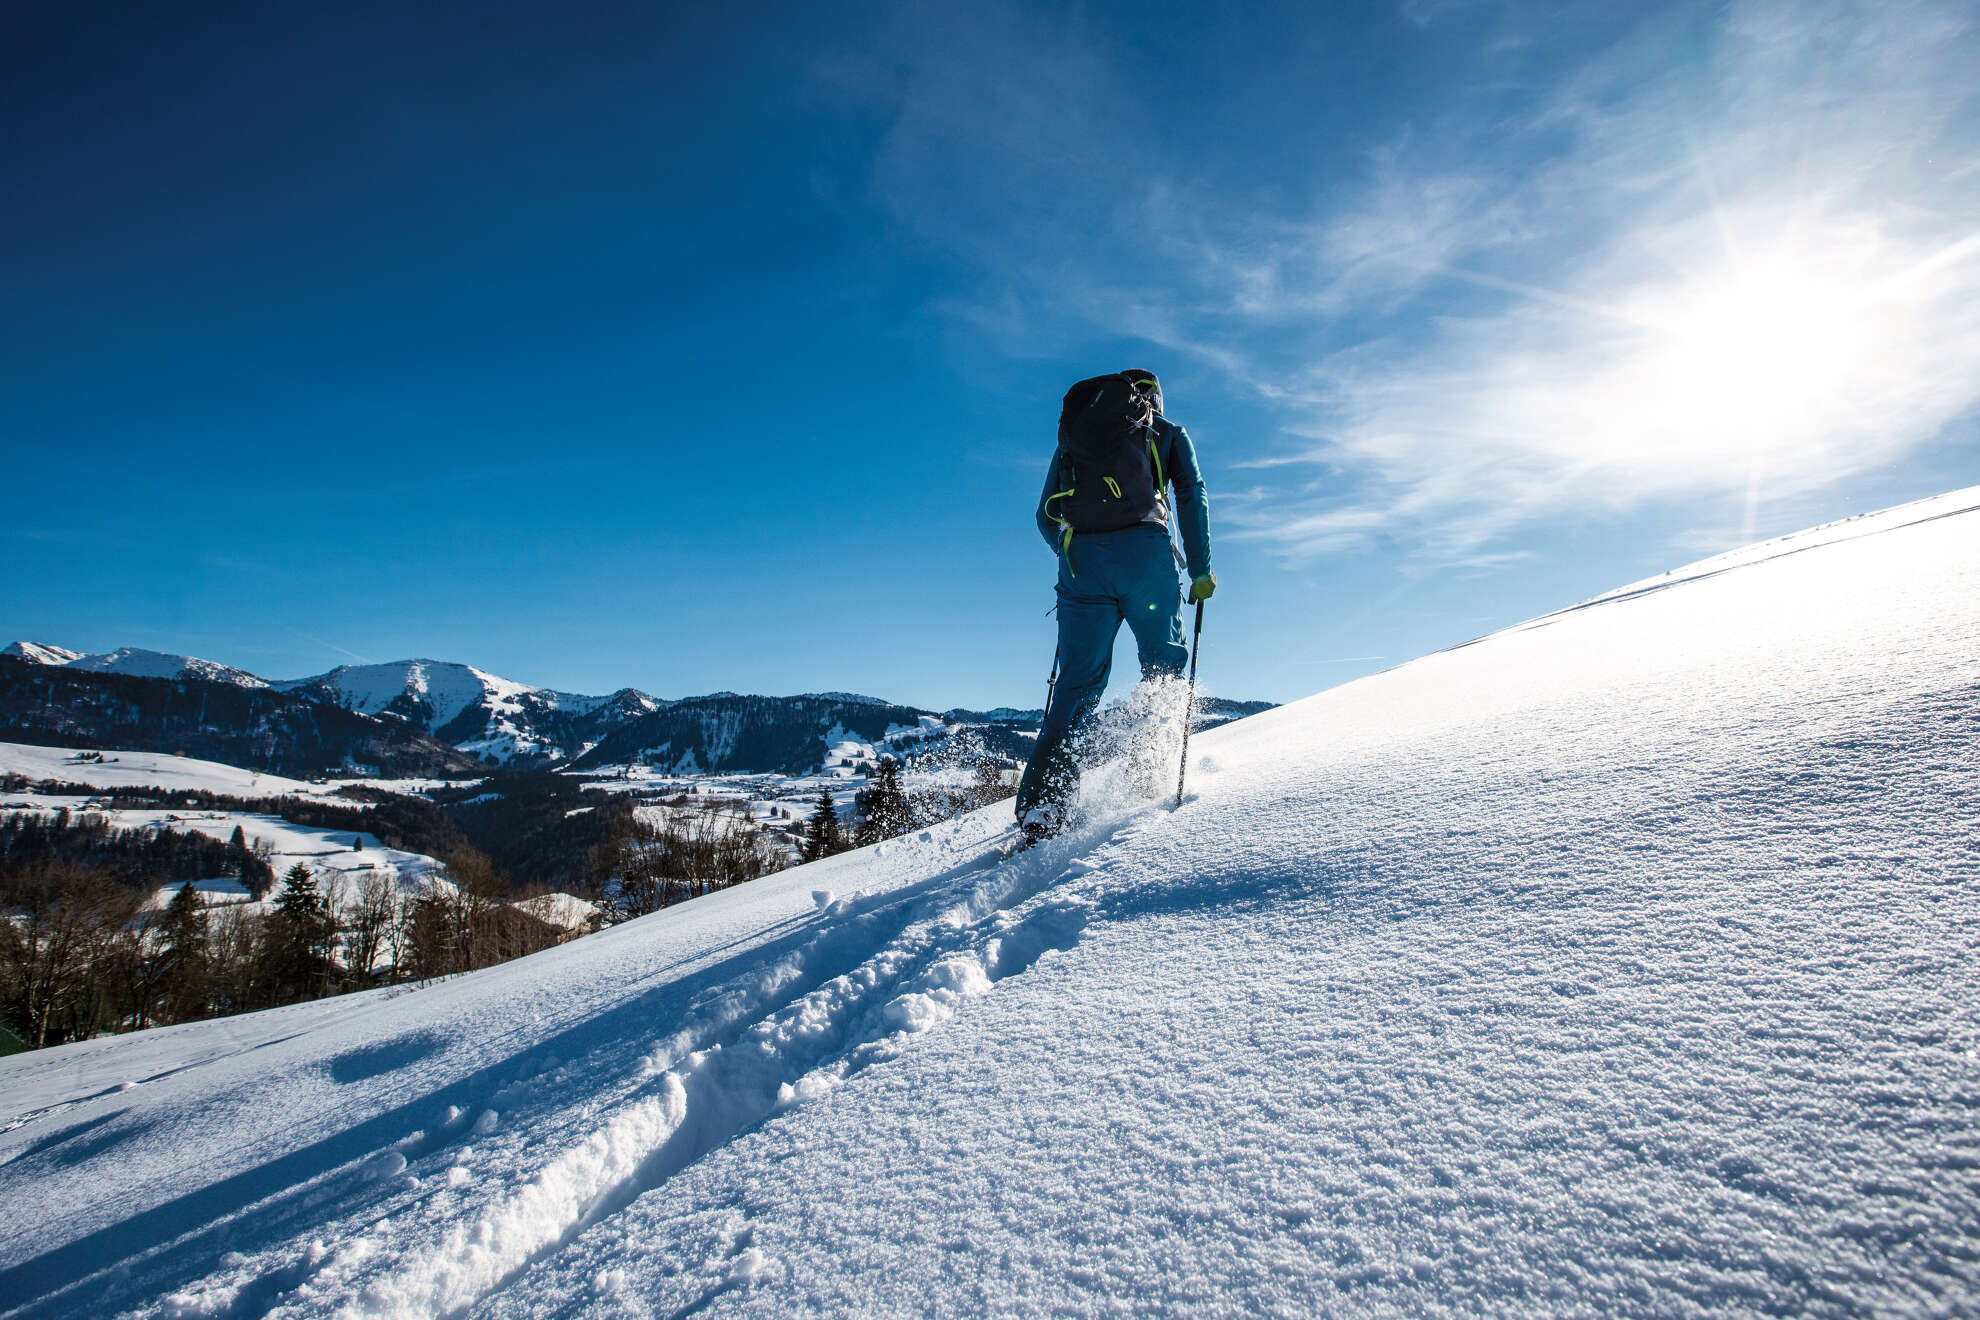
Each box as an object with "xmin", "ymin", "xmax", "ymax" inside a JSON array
[
  {"xmin": 3, "ymin": 642, "xmax": 266, "ymax": 688},
  {"xmin": 0, "ymin": 642, "xmax": 81, "ymax": 666},
  {"xmin": 5, "ymin": 486, "xmax": 1975, "ymax": 1318},
  {"xmin": 273, "ymin": 660, "xmax": 662, "ymax": 766},
  {"xmin": 1, "ymin": 648, "xmax": 665, "ymax": 767},
  {"xmin": 5, "ymin": 646, "xmax": 1270, "ymax": 775},
  {"xmin": 0, "ymin": 659, "xmax": 488, "ymax": 780}
]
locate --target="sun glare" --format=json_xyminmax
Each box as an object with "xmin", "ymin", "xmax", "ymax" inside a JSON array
[
  {"xmin": 1660, "ymin": 269, "xmax": 1860, "ymax": 411},
  {"xmin": 1612, "ymin": 245, "xmax": 1890, "ymax": 467}
]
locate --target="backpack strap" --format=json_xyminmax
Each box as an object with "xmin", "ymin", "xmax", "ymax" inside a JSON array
[
  {"xmin": 1044, "ymin": 485, "xmax": 1078, "ymax": 577},
  {"xmin": 1150, "ymin": 423, "xmax": 1186, "ymax": 569}
]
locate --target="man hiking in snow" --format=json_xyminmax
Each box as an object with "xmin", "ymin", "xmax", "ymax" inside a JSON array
[{"xmin": 1015, "ymin": 368, "xmax": 1215, "ymax": 841}]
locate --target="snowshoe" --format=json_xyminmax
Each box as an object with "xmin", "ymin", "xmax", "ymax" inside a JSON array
[{"xmin": 1015, "ymin": 804, "xmax": 1064, "ymax": 851}]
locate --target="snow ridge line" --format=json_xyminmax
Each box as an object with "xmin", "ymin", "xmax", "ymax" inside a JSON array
[
  {"xmin": 241, "ymin": 829, "xmax": 1104, "ymax": 1320},
  {"xmin": 1477, "ymin": 494, "xmax": 1980, "ymax": 648}
]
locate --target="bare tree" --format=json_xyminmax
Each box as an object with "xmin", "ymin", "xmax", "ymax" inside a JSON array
[
  {"xmin": 382, "ymin": 891, "xmax": 415, "ymax": 980},
  {"xmin": 0, "ymin": 861, "xmax": 143, "ymax": 1048},
  {"xmin": 444, "ymin": 848, "xmax": 507, "ymax": 973},
  {"xmin": 206, "ymin": 904, "xmax": 266, "ymax": 1015},
  {"xmin": 594, "ymin": 800, "xmax": 790, "ymax": 925},
  {"xmin": 344, "ymin": 872, "xmax": 398, "ymax": 983}
]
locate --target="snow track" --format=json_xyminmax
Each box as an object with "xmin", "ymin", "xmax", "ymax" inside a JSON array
[{"xmin": 118, "ymin": 824, "xmax": 1109, "ymax": 1320}]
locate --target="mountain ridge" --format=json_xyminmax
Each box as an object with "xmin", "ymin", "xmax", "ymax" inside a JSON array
[
  {"xmin": 4, "ymin": 643, "xmax": 1278, "ymax": 774},
  {"xmin": 0, "ymin": 657, "xmax": 486, "ymax": 779}
]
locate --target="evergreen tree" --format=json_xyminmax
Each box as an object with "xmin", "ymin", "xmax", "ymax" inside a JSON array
[
  {"xmin": 226, "ymin": 825, "xmax": 276, "ymax": 899},
  {"xmin": 853, "ymin": 756, "xmax": 913, "ymax": 847},
  {"xmin": 970, "ymin": 757, "xmax": 1015, "ymax": 808},
  {"xmin": 270, "ymin": 863, "xmax": 335, "ymax": 1001},
  {"xmin": 158, "ymin": 881, "xmax": 211, "ymax": 1023},
  {"xmin": 240, "ymin": 849, "xmax": 275, "ymax": 901},
  {"xmin": 801, "ymin": 789, "xmax": 844, "ymax": 862}
]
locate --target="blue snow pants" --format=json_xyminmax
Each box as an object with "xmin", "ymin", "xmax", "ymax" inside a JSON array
[{"xmin": 1015, "ymin": 524, "xmax": 1188, "ymax": 819}]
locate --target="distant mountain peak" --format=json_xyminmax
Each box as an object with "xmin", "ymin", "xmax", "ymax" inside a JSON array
[
  {"xmin": 270, "ymin": 658, "xmax": 662, "ymax": 767},
  {"xmin": 4, "ymin": 641, "xmax": 266, "ymax": 688},
  {"xmin": 8, "ymin": 641, "xmax": 1275, "ymax": 775},
  {"xmin": 4, "ymin": 641, "xmax": 84, "ymax": 665}
]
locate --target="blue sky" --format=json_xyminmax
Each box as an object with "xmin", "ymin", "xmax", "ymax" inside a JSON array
[{"xmin": 5, "ymin": 0, "xmax": 1977, "ymax": 710}]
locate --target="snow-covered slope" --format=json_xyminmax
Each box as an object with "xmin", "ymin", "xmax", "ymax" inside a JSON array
[
  {"xmin": 3, "ymin": 644, "xmax": 266, "ymax": 688},
  {"xmin": 3, "ymin": 489, "xmax": 1977, "ymax": 1319},
  {"xmin": 0, "ymin": 741, "xmax": 323, "ymax": 798},
  {"xmin": 1, "ymin": 642, "xmax": 82, "ymax": 666},
  {"xmin": 275, "ymin": 660, "xmax": 527, "ymax": 730}
]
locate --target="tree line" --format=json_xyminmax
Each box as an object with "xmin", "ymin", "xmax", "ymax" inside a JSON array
[
  {"xmin": 0, "ymin": 810, "xmax": 275, "ymax": 896},
  {"xmin": 5, "ymin": 775, "xmax": 624, "ymax": 895},
  {"xmin": 0, "ymin": 757, "xmax": 1016, "ymax": 1053},
  {"xmin": 0, "ymin": 803, "xmax": 587, "ymax": 1051},
  {"xmin": 586, "ymin": 796, "xmax": 790, "ymax": 922}
]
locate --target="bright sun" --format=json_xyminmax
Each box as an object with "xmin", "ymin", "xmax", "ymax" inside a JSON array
[{"xmin": 1615, "ymin": 248, "xmax": 1886, "ymax": 465}]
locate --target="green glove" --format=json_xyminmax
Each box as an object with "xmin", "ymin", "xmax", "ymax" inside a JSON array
[{"xmin": 1188, "ymin": 573, "xmax": 1217, "ymax": 603}]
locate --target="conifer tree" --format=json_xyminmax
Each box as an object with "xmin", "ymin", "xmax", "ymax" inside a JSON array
[
  {"xmin": 158, "ymin": 881, "xmax": 211, "ymax": 1023},
  {"xmin": 801, "ymin": 789, "xmax": 844, "ymax": 862},
  {"xmin": 230, "ymin": 827, "xmax": 275, "ymax": 899},
  {"xmin": 271, "ymin": 863, "xmax": 335, "ymax": 1001},
  {"xmin": 853, "ymin": 756, "xmax": 913, "ymax": 847},
  {"xmin": 970, "ymin": 757, "xmax": 1015, "ymax": 807}
]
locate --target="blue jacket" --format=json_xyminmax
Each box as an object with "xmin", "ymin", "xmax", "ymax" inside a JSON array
[{"xmin": 1035, "ymin": 415, "xmax": 1212, "ymax": 580}]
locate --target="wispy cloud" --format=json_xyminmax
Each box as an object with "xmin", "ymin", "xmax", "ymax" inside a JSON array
[
  {"xmin": 292, "ymin": 631, "xmax": 375, "ymax": 666},
  {"xmin": 1246, "ymin": 0, "xmax": 1980, "ymax": 559},
  {"xmin": 825, "ymin": 0, "xmax": 1980, "ymax": 564}
]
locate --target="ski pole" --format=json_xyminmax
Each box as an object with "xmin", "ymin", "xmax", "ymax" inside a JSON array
[
  {"xmin": 1044, "ymin": 646, "xmax": 1061, "ymax": 716},
  {"xmin": 1176, "ymin": 599, "xmax": 1203, "ymax": 809}
]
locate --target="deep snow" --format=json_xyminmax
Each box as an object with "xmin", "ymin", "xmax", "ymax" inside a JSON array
[{"xmin": 2, "ymin": 488, "xmax": 1976, "ymax": 1319}]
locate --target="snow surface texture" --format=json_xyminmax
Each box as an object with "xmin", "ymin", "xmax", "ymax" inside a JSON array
[{"xmin": 3, "ymin": 489, "xmax": 1978, "ymax": 1319}]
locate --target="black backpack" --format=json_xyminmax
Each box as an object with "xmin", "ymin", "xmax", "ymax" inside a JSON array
[{"xmin": 1047, "ymin": 372, "xmax": 1169, "ymax": 545}]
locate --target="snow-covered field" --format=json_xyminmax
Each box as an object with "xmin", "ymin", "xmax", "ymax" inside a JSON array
[
  {"xmin": 0, "ymin": 743, "xmax": 324, "ymax": 800},
  {"xmin": 0, "ymin": 744, "xmax": 450, "ymax": 916},
  {"xmin": 2, "ymin": 488, "xmax": 1977, "ymax": 1319}
]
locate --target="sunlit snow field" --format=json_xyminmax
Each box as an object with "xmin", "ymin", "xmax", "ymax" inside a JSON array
[{"xmin": 2, "ymin": 489, "xmax": 1976, "ymax": 1319}]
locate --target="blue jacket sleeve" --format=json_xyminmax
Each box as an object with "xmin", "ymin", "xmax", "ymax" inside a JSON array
[
  {"xmin": 1035, "ymin": 446, "xmax": 1067, "ymax": 552},
  {"xmin": 1165, "ymin": 423, "xmax": 1213, "ymax": 580}
]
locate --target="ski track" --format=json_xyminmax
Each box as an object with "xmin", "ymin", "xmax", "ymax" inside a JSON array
[{"xmin": 124, "ymin": 817, "xmax": 1129, "ymax": 1320}]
